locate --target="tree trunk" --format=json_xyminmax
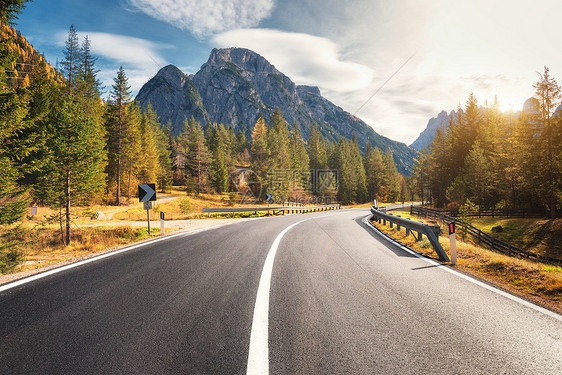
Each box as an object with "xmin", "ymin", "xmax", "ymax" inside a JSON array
[
  {"xmin": 116, "ymin": 108, "xmax": 122, "ymax": 206},
  {"xmin": 65, "ymin": 169, "xmax": 71, "ymax": 245}
]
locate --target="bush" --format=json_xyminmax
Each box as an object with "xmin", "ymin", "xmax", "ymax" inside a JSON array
[
  {"xmin": 180, "ymin": 197, "xmax": 192, "ymax": 214},
  {"xmin": 0, "ymin": 238, "xmax": 23, "ymax": 274}
]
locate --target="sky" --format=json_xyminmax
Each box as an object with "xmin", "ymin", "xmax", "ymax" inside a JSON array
[{"xmin": 13, "ymin": 0, "xmax": 562, "ymax": 145}]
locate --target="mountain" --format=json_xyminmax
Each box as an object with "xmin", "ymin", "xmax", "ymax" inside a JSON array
[
  {"xmin": 409, "ymin": 110, "xmax": 451, "ymax": 151},
  {"xmin": 136, "ymin": 48, "xmax": 418, "ymax": 174}
]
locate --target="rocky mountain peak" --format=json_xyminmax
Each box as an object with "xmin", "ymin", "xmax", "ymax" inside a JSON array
[
  {"xmin": 203, "ymin": 47, "xmax": 280, "ymax": 75},
  {"xmin": 154, "ymin": 64, "xmax": 189, "ymax": 89}
]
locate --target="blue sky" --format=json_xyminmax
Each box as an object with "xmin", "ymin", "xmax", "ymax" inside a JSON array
[{"xmin": 14, "ymin": 0, "xmax": 562, "ymax": 144}]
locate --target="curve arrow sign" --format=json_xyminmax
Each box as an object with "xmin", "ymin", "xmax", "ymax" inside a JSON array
[{"xmin": 138, "ymin": 183, "xmax": 157, "ymax": 202}]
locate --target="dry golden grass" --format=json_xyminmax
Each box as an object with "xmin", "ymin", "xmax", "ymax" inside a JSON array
[
  {"xmin": 2, "ymin": 225, "xmax": 166, "ymax": 275},
  {"xmin": 370, "ymin": 216, "xmax": 562, "ymax": 314}
]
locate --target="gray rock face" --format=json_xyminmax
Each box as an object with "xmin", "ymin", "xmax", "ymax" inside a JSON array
[
  {"xmin": 136, "ymin": 65, "xmax": 209, "ymax": 133},
  {"xmin": 136, "ymin": 47, "xmax": 418, "ymax": 174},
  {"xmin": 410, "ymin": 110, "xmax": 452, "ymax": 151}
]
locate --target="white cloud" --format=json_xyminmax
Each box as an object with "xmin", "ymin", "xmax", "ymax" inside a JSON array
[
  {"xmin": 127, "ymin": 0, "xmax": 275, "ymax": 38},
  {"xmin": 56, "ymin": 31, "xmax": 169, "ymax": 94},
  {"xmin": 212, "ymin": 28, "xmax": 374, "ymax": 92}
]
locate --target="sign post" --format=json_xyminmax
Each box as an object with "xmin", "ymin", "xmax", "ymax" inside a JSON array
[
  {"xmin": 139, "ymin": 184, "xmax": 157, "ymax": 235},
  {"xmin": 160, "ymin": 211, "xmax": 165, "ymax": 235},
  {"xmin": 449, "ymin": 222, "xmax": 457, "ymax": 265}
]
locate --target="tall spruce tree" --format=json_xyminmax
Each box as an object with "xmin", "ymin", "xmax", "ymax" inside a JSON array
[
  {"xmin": 38, "ymin": 96, "xmax": 105, "ymax": 245},
  {"xmin": 184, "ymin": 118, "xmax": 211, "ymax": 194},
  {"xmin": 105, "ymin": 66, "xmax": 131, "ymax": 205},
  {"xmin": 59, "ymin": 25, "xmax": 80, "ymax": 93}
]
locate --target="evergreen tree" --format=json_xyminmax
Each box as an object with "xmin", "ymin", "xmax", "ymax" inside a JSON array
[
  {"xmin": 184, "ymin": 118, "xmax": 211, "ymax": 194},
  {"xmin": 0, "ymin": 0, "xmax": 30, "ymax": 25},
  {"xmin": 37, "ymin": 96, "xmax": 105, "ymax": 245},
  {"xmin": 59, "ymin": 25, "xmax": 80, "ymax": 93},
  {"xmin": 138, "ymin": 108, "xmax": 159, "ymax": 184},
  {"xmin": 307, "ymin": 123, "xmax": 329, "ymax": 171},
  {"xmin": 105, "ymin": 66, "xmax": 131, "ymax": 205},
  {"xmin": 250, "ymin": 115, "xmax": 269, "ymax": 177},
  {"xmin": 382, "ymin": 151, "xmax": 400, "ymax": 202},
  {"xmin": 208, "ymin": 124, "xmax": 232, "ymax": 193},
  {"xmin": 364, "ymin": 146, "xmax": 386, "ymax": 201},
  {"xmin": 519, "ymin": 67, "xmax": 562, "ymax": 218},
  {"xmin": 76, "ymin": 35, "xmax": 102, "ymax": 104},
  {"xmin": 144, "ymin": 103, "xmax": 172, "ymax": 192},
  {"xmin": 411, "ymin": 149, "xmax": 429, "ymax": 204},
  {"xmin": 268, "ymin": 108, "xmax": 290, "ymax": 170}
]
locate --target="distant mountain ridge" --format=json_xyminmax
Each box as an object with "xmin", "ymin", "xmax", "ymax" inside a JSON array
[
  {"xmin": 136, "ymin": 47, "xmax": 418, "ymax": 174},
  {"xmin": 410, "ymin": 100, "xmax": 562, "ymax": 151}
]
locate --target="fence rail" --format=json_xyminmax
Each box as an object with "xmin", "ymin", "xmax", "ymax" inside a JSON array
[
  {"xmin": 411, "ymin": 206, "xmax": 560, "ymax": 265},
  {"xmin": 202, "ymin": 204, "xmax": 341, "ymax": 216},
  {"xmin": 417, "ymin": 206, "xmax": 547, "ymax": 219}
]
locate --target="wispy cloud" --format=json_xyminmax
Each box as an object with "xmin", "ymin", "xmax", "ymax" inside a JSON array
[
  {"xmin": 56, "ymin": 31, "xmax": 169, "ymax": 94},
  {"xmin": 126, "ymin": 0, "xmax": 275, "ymax": 38},
  {"xmin": 212, "ymin": 28, "xmax": 374, "ymax": 92}
]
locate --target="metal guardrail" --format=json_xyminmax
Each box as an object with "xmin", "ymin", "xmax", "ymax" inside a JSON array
[
  {"xmin": 411, "ymin": 206, "xmax": 560, "ymax": 265},
  {"xmin": 415, "ymin": 206, "xmax": 547, "ymax": 219},
  {"xmin": 202, "ymin": 204, "xmax": 341, "ymax": 216},
  {"xmin": 370, "ymin": 206, "xmax": 450, "ymax": 262}
]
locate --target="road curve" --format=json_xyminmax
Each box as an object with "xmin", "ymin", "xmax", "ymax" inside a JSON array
[{"xmin": 1, "ymin": 208, "xmax": 560, "ymax": 374}]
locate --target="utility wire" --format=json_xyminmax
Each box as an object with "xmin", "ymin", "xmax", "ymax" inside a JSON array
[{"xmin": 354, "ymin": 53, "xmax": 415, "ymax": 116}]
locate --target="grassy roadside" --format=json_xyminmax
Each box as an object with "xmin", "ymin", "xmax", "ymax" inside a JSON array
[
  {"xmin": 1, "ymin": 224, "xmax": 172, "ymax": 275},
  {"xmin": 369, "ymin": 211, "xmax": 562, "ymax": 314}
]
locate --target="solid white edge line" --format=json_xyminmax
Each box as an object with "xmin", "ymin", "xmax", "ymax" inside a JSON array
[
  {"xmin": 247, "ymin": 219, "xmax": 308, "ymax": 375},
  {"xmin": 0, "ymin": 223, "xmax": 234, "ymax": 293},
  {"xmin": 362, "ymin": 216, "xmax": 562, "ymax": 322}
]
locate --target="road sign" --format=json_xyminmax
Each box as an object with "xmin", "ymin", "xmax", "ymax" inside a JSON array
[
  {"xmin": 143, "ymin": 201, "xmax": 153, "ymax": 210},
  {"xmin": 449, "ymin": 222, "xmax": 455, "ymax": 235},
  {"xmin": 160, "ymin": 212, "xmax": 164, "ymax": 220},
  {"xmin": 138, "ymin": 183, "xmax": 156, "ymax": 202},
  {"xmin": 266, "ymin": 193, "xmax": 273, "ymax": 202}
]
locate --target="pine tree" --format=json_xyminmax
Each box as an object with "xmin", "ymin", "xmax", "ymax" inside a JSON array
[
  {"xmin": 76, "ymin": 35, "xmax": 102, "ymax": 104},
  {"xmin": 144, "ymin": 103, "xmax": 173, "ymax": 193},
  {"xmin": 105, "ymin": 66, "xmax": 131, "ymax": 205},
  {"xmin": 519, "ymin": 67, "xmax": 562, "ymax": 218},
  {"xmin": 307, "ymin": 123, "xmax": 329, "ymax": 171},
  {"xmin": 0, "ymin": 0, "xmax": 30, "ymax": 25},
  {"xmin": 37, "ymin": 96, "xmax": 105, "ymax": 245},
  {"xmin": 59, "ymin": 25, "xmax": 80, "ymax": 93},
  {"xmin": 138, "ymin": 108, "xmax": 159, "ymax": 184},
  {"xmin": 268, "ymin": 108, "xmax": 290, "ymax": 170},
  {"xmin": 364, "ymin": 146, "xmax": 386, "ymax": 201},
  {"xmin": 184, "ymin": 118, "xmax": 211, "ymax": 194},
  {"xmin": 250, "ymin": 115, "xmax": 269, "ymax": 177}
]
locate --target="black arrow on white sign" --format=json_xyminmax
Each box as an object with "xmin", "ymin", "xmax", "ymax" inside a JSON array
[{"xmin": 138, "ymin": 183, "xmax": 157, "ymax": 202}]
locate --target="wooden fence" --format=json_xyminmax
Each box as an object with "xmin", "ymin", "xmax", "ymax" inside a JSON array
[
  {"xmin": 411, "ymin": 206, "xmax": 560, "ymax": 265},
  {"xmin": 417, "ymin": 206, "xmax": 547, "ymax": 218}
]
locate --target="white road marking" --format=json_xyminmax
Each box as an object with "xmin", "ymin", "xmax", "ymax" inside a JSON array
[
  {"xmin": 362, "ymin": 216, "xmax": 562, "ymax": 322},
  {"xmin": 247, "ymin": 219, "xmax": 308, "ymax": 375},
  {"xmin": 0, "ymin": 223, "xmax": 234, "ymax": 293}
]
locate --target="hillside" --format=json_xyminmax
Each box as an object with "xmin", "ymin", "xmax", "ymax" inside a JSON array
[
  {"xmin": 0, "ymin": 22, "xmax": 60, "ymax": 89},
  {"xmin": 136, "ymin": 48, "xmax": 418, "ymax": 174}
]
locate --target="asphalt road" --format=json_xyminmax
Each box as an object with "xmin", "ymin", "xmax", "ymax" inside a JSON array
[{"xmin": 1, "ymin": 207, "xmax": 561, "ymax": 374}]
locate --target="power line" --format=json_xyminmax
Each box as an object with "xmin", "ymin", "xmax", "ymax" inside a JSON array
[{"xmin": 354, "ymin": 53, "xmax": 415, "ymax": 116}]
